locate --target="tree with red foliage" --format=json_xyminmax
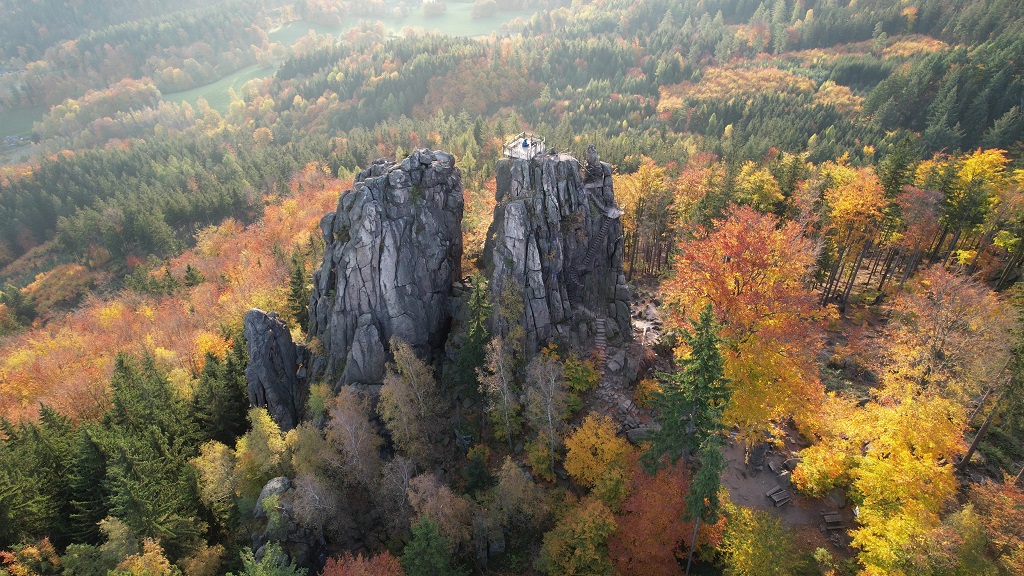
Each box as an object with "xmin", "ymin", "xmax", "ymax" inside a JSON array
[
  {"xmin": 609, "ymin": 459, "xmax": 723, "ymax": 575},
  {"xmin": 320, "ymin": 551, "xmax": 404, "ymax": 576}
]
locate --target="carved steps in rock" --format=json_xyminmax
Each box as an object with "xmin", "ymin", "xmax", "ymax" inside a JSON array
[{"xmin": 594, "ymin": 316, "xmax": 607, "ymax": 373}]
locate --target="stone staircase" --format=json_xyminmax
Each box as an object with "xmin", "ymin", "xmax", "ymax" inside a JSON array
[{"xmin": 593, "ymin": 316, "xmax": 607, "ymax": 371}]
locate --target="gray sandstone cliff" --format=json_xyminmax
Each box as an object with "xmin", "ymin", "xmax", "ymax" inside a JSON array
[
  {"xmin": 244, "ymin": 309, "xmax": 307, "ymax": 431},
  {"xmin": 485, "ymin": 149, "xmax": 631, "ymax": 355},
  {"xmin": 308, "ymin": 150, "xmax": 464, "ymax": 388}
]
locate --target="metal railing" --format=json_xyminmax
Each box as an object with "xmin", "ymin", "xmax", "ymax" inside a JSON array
[{"xmin": 503, "ymin": 132, "xmax": 547, "ymax": 160}]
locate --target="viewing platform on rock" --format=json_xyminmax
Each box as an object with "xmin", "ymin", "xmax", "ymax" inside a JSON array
[{"xmin": 503, "ymin": 132, "xmax": 547, "ymax": 160}]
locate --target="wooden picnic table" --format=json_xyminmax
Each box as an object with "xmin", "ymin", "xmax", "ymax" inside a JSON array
[
  {"xmin": 823, "ymin": 513, "xmax": 845, "ymax": 530},
  {"xmin": 765, "ymin": 485, "xmax": 792, "ymax": 507}
]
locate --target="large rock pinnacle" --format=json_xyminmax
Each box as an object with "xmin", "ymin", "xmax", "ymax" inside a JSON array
[
  {"xmin": 485, "ymin": 149, "xmax": 631, "ymax": 356},
  {"xmin": 308, "ymin": 149, "xmax": 464, "ymax": 388},
  {"xmin": 244, "ymin": 309, "xmax": 306, "ymax": 431}
]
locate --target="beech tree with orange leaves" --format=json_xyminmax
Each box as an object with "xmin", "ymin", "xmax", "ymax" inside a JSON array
[
  {"xmin": 661, "ymin": 205, "xmax": 829, "ymax": 443},
  {"xmin": 608, "ymin": 459, "xmax": 723, "ymax": 576},
  {"xmin": 320, "ymin": 551, "xmax": 404, "ymax": 576}
]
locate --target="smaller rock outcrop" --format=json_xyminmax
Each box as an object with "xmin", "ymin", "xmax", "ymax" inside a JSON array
[
  {"xmin": 244, "ymin": 309, "xmax": 306, "ymax": 431},
  {"xmin": 308, "ymin": 149, "xmax": 464, "ymax": 388},
  {"xmin": 252, "ymin": 476, "xmax": 324, "ymax": 569}
]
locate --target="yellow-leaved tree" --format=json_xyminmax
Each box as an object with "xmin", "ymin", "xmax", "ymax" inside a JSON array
[
  {"xmin": 661, "ymin": 205, "xmax": 830, "ymax": 444},
  {"xmin": 848, "ymin": 394, "xmax": 964, "ymax": 573},
  {"xmin": 564, "ymin": 414, "xmax": 633, "ymax": 506},
  {"xmin": 614, "ymin": 157, "xmax": 675, "ymax": 279}
]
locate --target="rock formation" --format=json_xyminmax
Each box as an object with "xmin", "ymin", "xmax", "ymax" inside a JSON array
[
  {"xmin": 244, "ymin": 309, "xmax": 306, "ymax": 431},
  {"xmin": 485, "ymin": 147, "xmax": 630, "ymax": 356},
  {"xmin": 308, "ymin": 150, "xmax": 464, "ymax": 388},
  {"xmin": 252, "ymin": 476, "xmax": 325, "ymax": 568}
]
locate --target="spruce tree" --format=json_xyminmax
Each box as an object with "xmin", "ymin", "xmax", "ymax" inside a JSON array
[
  {"xmin": 643, "ymin": 303, "xmax": 730, "ymax": 471},
  {"xmin": 288, "ymin": 253, "xmax": 310, "ymax": 333},
  {"xmin": 644, "ymin": 304, "xmax": 731, "ymax": 576},
  {"xmin": 67, "ymin": 427, "xmax": 110, "ymax": 545},
  {"xmin": 102, "ymin": 355, "xmax": 205, "ymax": 558},
  {"xmin": 402, "ymin": 519, "xmax": 455, "ymax": 576},
  {"xmin": 183, "ymin": 264, "xmax": 205, "ymax": 287},
  {"xmin": 191, "ymin": 335, "xmax": 250, "ymax": 446}
]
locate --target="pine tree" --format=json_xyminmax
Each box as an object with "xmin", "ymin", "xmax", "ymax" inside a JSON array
[
  {"xmin": 0, "ymin": 407, "xmax": 77, "ymax": 549},
  {"xmin": 1, "ymin": 282, "xmax": 36, "ymax": 326},
  {"xmin": 101, "ymin": 355, "xmax": 205, "ymax": 558},
  {"xmin": 228, "ymin": 543, "xmax": 306, "ymax": 576},
  {"xmin": 644, "ymin": 306, "xmax": 731, "ymax": 576},
  {"xmin": 67, "ymin": 427, "xmax": 110, "ymax": 545},
  {"xmin": 183, "ymin": 264, "xmax": 205, "ymax": 287},
  {"xmin": 447, "ymin": 273, "xmax": 490, "ymax": 397}
]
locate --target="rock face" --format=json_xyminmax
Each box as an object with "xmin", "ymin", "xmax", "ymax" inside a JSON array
[
  {"xmin": 244, "ymin": 309, "xmax": 306, "ymax": 431},
  {"xmin": 485, "ymin": 149, "xmax": 630, "ymax": 356},
  {"xmin": 252, "ymin": 477, "xmax": 323, "ymax": 568},
  {"xmin": 308, "ymin": 150, "xmax": 464, "ymax": 388}
]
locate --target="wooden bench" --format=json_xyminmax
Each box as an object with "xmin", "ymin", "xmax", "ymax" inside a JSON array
[
  {"xmin": 822, "ymin": 513, "xmax": 845, "ymax": 531},
  {"xmin": 765, "ymin": 486, "xmax": 792, "ymax": 507}
]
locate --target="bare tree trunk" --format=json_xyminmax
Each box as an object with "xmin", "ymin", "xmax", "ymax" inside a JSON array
[
  {"xmin": 968, "ymin": 386, "xmax": 995, "ymax": 424},
  {"xmin": 959, "ymin": 397, "xmax": 999, "ymax": 472},
  {"xmin": 943, "ymin": 227, "xmax": 964, "ymax": 266},
  {"xmin": 821, "ymin": 256, "xmax": 847, "ymax": 305},
  {"xmin": 878, "ymin": 249, "xmax": 900, "ymax": 292},
  {"xmin": 820, "ymin": 231, "xmax": 853, "ymax": 305},
  {"xmin": 865, "ymin": 244, "xmax": 886, "ymax": 287},
  {"xmin": 997, "ymin": 248, "xmax": 1024, "ymax": 289},
  {"xmin": 960, "ymin": 363, "xmax": 1016, "ymax": 472},
  {"xmin": 930, "ymin": 225, "xmax": 950, "ymax": 263},
  {"xmin": 841, "ymin": 240, "xmax": 872, "ymax": 308},
  {"xmin": 685, "ymin": 516, "xmax": 701, "ymax": 576},
  {"xmin": 899, "ymin": 249, "xmax": 923, "ymax": 287}
]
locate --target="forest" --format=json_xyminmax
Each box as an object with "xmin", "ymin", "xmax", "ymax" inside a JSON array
[{"xmin": 2, "ymin": 0, "xmax": 1024, "ymax": 575}]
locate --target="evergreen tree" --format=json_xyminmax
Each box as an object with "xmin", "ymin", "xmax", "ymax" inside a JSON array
[
  {"xmin": 228, "ymin": 543, "xmax": 306, "ymax": 576},
  {"xmin": 683, "ymin": 437, "xmax": 728, "ymax": 575},
  {"xmin": 288, "ymin": 252, "xmax": 310, "ymax": 333},
  {"xmin": 67, "ymin": 427, "xmax": 110, "ymax": 545},
  {"xmin": 877, "ymin": 136, "xmax": 917, "ymax": 199},
  {"xmin": 1, "ymin": 283, "xmax": 36, "ymax": 326},
  {"xmin": 191, "ymin": 335, "xmax": 250, "ymax": 446},
  {"xmin": 643, "ymin": 306, "xmax": 731, "ymax": 576},
  {"xmin": 643, "ymin": 303, "xmax": 730, "ymax": 471},
  {"xmin": 447, "ymin": 273, "xmax": 490, "ymax": 397},
  {"xmin": 101, "ymin": 354, "xmax": 205, "ymax": 559},
  {"xmin": 0, "ymin": 406, "xmax": 77, "ymax": 548},
  {"xmin": 183, "ymin": 264, "xmax": 205, "ymax": 287},
  {"xmin": 402, "ymin": 519, "xmax": 456, "ymax": 576}
]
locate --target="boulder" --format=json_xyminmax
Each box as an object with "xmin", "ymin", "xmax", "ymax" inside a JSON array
[
  {"xmin": 254, "ymin": 476, "xmax": 292, "ymax": 519},
  {"xmin": 308, "ymin": 150, "xmax": 464, "ymax": 387}
]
